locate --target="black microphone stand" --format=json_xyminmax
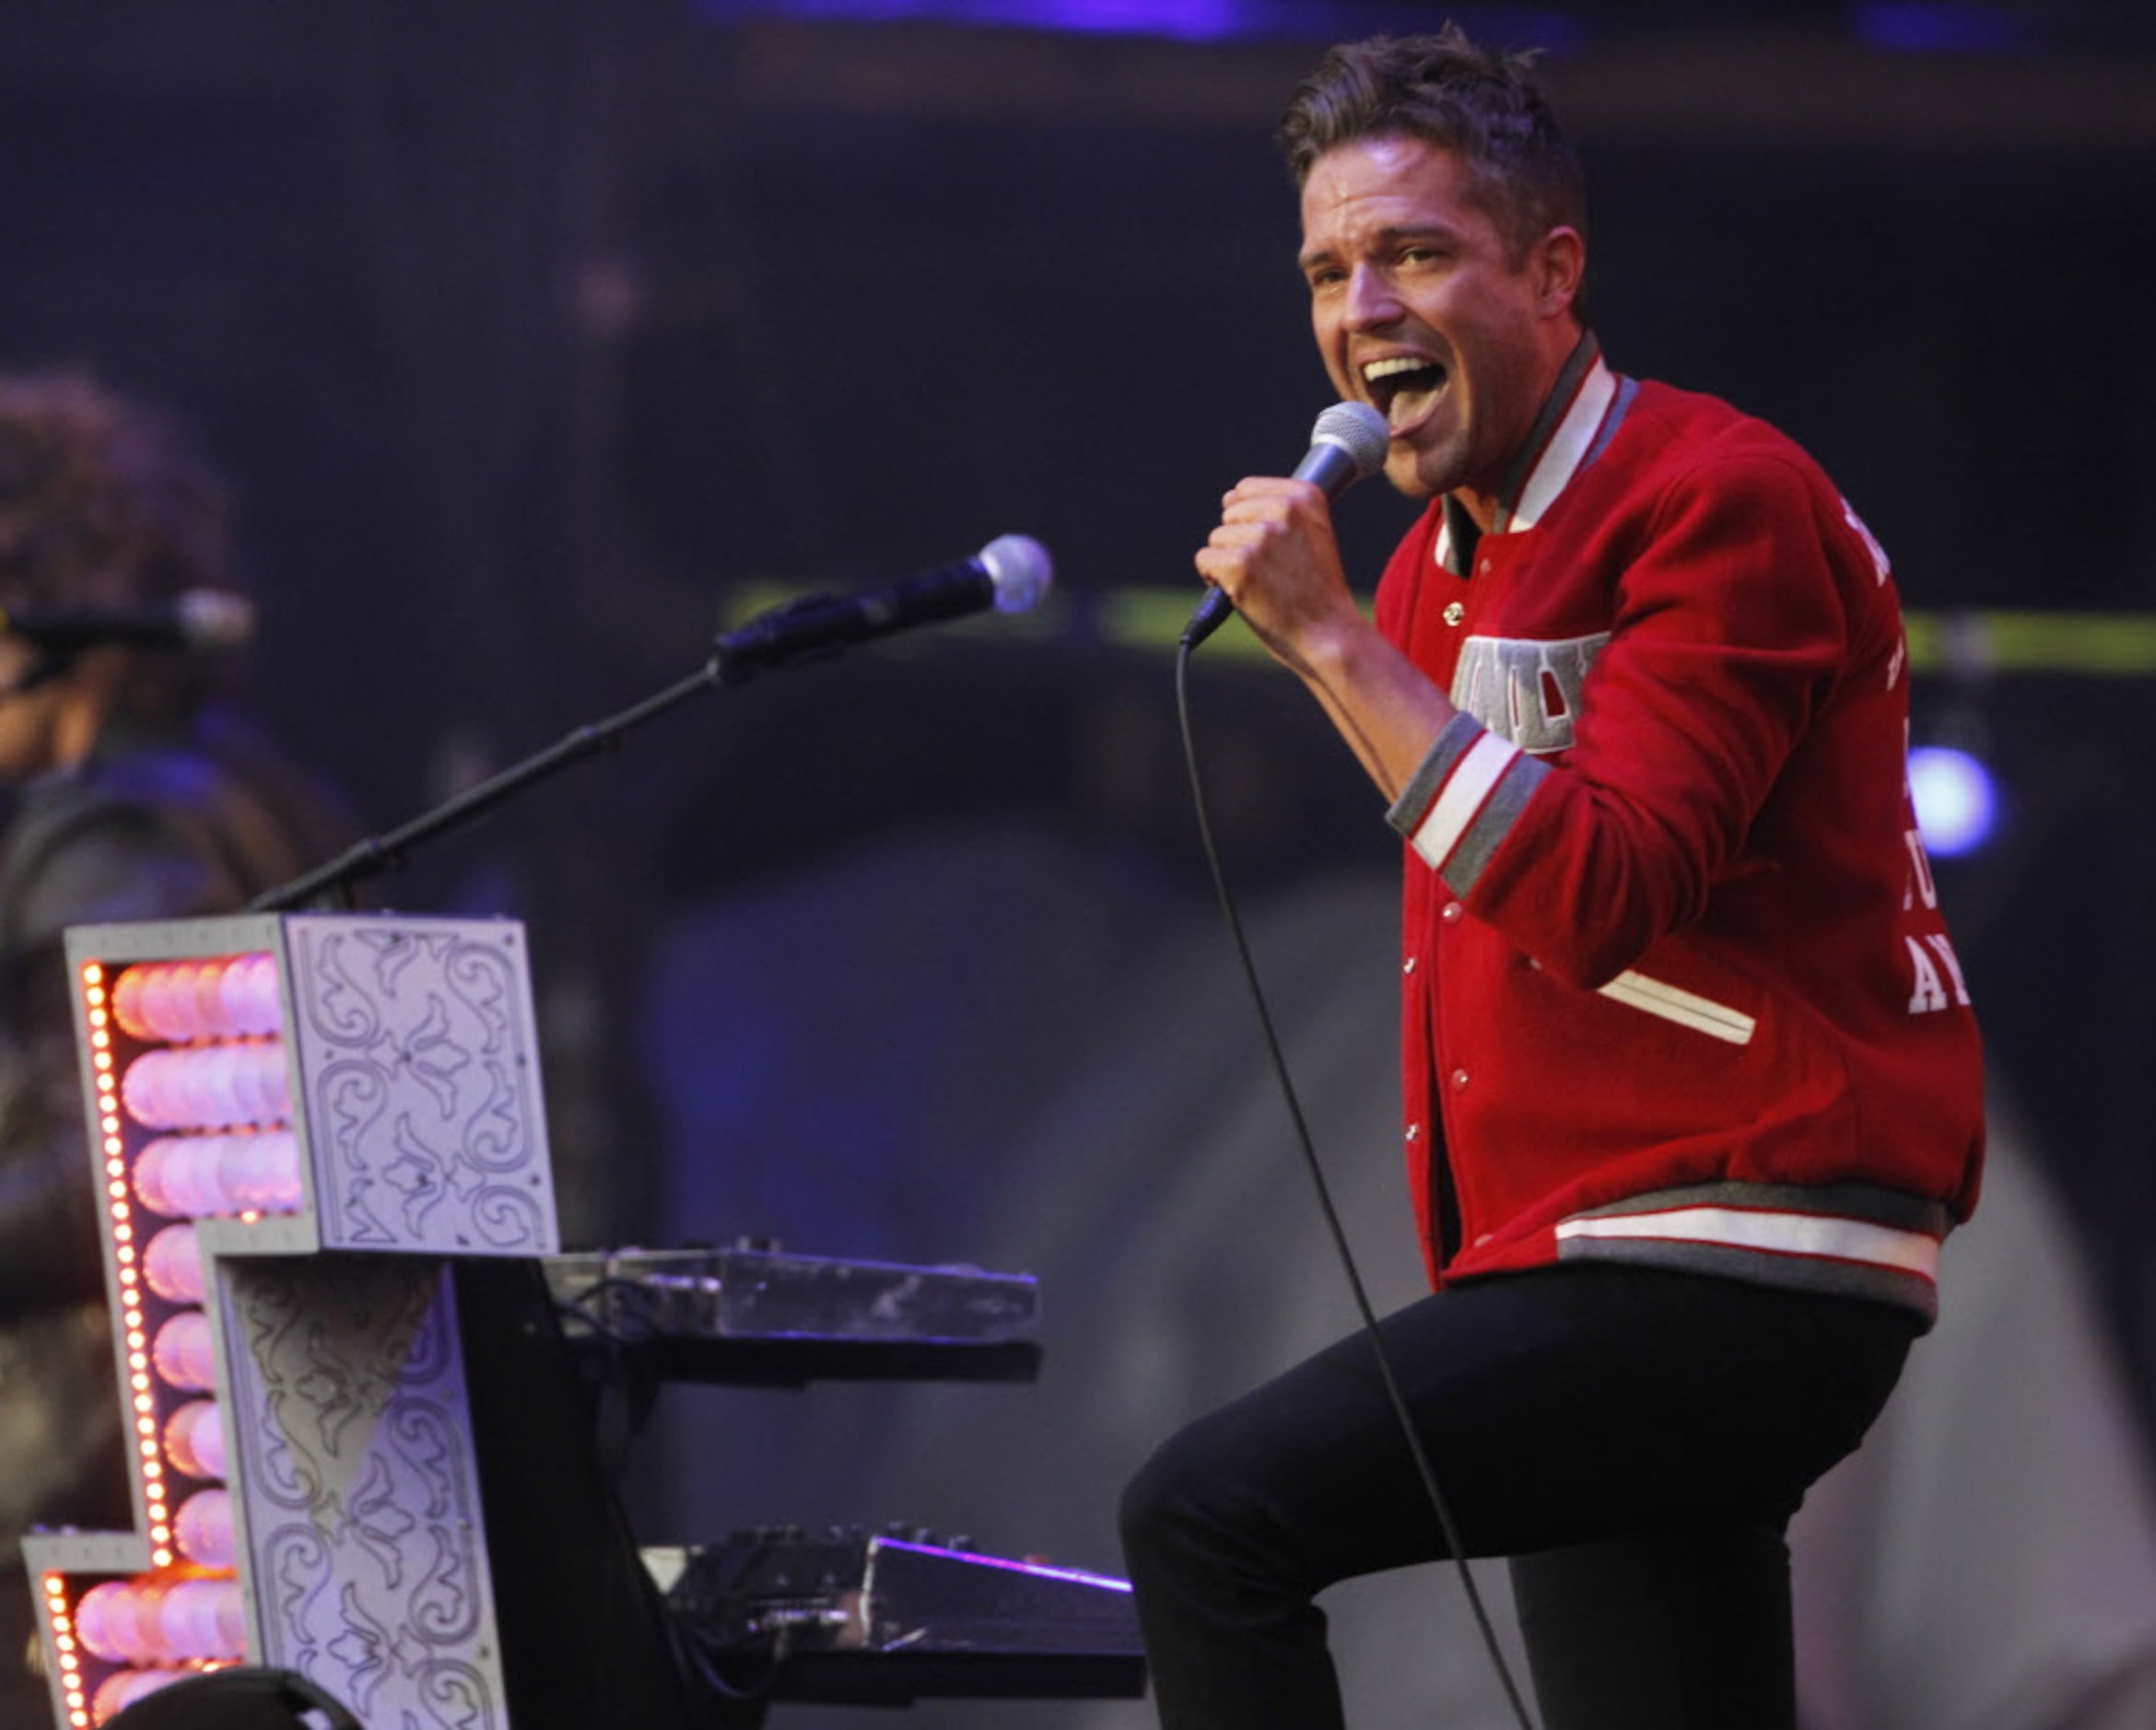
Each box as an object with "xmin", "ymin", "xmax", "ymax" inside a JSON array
[{"xmin": 251, "ymin": 597, "xmax": 852, "ymax": 913}]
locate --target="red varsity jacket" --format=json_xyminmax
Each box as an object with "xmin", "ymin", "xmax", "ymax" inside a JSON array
[{"xmin": 1378, "ymin": 349, "xmax": 1985, "ymax": 1323}]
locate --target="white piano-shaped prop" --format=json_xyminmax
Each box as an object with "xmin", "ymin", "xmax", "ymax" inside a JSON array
[{"xmin": 24, "ymin": 913, "xmax": 1141, "ymax": 1729}]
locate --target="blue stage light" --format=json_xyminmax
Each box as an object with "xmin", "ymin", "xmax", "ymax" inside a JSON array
[{"xmin": 1908, "ymin": 744, "xmax": 1998, "ymax": 858}]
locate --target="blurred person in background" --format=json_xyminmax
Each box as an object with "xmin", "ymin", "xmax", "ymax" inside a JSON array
[{"xmin": 0, "ymin": 372, "xmax": 357, "ymax": 1720}]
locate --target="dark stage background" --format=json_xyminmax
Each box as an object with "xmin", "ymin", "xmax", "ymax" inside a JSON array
[{"xmin": 6, "ymin": 4, "xmax": 2156, "ymax": 1724}]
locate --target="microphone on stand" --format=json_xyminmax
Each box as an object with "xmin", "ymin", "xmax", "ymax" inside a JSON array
[
  {"xmin": 0, "ymin": 590, "xmax": 257, "ymax": 653},
  {"xmin": 715, "ymin": 534, "xmax": 1053, "ymax": 683},
  {"xmin": 1182, "ymin": 401, "xmax": 1391, "ymax": 650}
]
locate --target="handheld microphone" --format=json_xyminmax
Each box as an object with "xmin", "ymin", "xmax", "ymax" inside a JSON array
[
  {"xmin": 715, "ymin": 533, "xmax": 1052, "ymax": 682},
  {"xmin": 1182, "ymin": 400, "xmax": 1391, "ymax": 650},
  {"xmin": 0, "ymin": 590, "xmax": 257, "ymax": 654}
]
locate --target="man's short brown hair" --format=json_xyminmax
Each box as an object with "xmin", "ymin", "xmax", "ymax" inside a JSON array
[{"xmin": 1281, "ymin": 26, "xmax": 1588, "ymax": 265}]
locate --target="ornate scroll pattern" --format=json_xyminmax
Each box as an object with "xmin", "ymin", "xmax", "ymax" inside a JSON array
[
  {"xmin": 221, "ymin": 1256, "xmax": 503, "ymax": 1728},
  {"xmin": 287, "ymin": 920, "xmax": 556, "ymax": 1255}
]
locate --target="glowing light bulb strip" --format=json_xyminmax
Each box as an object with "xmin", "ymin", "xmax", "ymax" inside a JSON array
[
  {"xmin": 111, "ymin": 953, "xmax": 281, "ymax": 1045},
  {"xmin": 49, "ymin": 916, "xmax": 549, "ymax": 1727},
  {"xmin": 42, "ymin": 1572, "xmax": 89, "ymax": 1726},
  {"xmin": 53, "ymin": 953, "xmax": 287, "ymax": 1724},
  {"xmin": 46, "ymin": 934, "xmax": 366, "ymax": 1728},
  {"xmin": 120, "ymin": 1044, "xmax": 291, "ymax": 1136},
  {"xmin": 75, "ymin": 1574, "xmax": 247, "ymax": 1667},
  {"xmin": 134, "ymin": 1132, "xmax": 304, "ymax": 1220},
  {"xmin": 79, "ymin": 965, "xmax": 176, "ymax": 1561},
  {"xmin": 45, "ymin": 1561, "xmax": 249, "ymax": 1728}
]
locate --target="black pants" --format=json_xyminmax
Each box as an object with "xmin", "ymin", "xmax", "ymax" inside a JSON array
[{"xmin": 1118, "ymin": 1264, "xmax": 1918, "ymax": 1729}]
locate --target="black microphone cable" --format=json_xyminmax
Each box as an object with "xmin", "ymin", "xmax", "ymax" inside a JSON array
[{"xmin": 1173, "ymin": 635, "xmax": 1539, "ymax": 1730}]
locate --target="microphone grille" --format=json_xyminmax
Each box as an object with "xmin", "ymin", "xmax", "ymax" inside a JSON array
[
  {"xmin": 978, "ymin": 534, "xmax": 1054, "ymax": 614},
  {"xmin": 1311, "ymin": 401, "xmax": 1391, "ymax": 482}
]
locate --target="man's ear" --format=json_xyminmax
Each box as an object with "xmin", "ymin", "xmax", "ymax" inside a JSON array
[{"xmin": 1534, "ymin": 226, "xmax": 1586, "ymax": 319}]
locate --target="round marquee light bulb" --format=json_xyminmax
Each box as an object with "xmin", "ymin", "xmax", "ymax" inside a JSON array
[
  {"xmin": 142, "ymin": 1223, "xmax": 205, "ymax": 1303},
  {"xmin": 150, "ymin": 1312, "xmax": 217, "ymax": 1393},
  {"xmin": 173, "ymin": 1489, "xmax": 237, "ymax": 1569},
  {"xmin": 163, "ymin": 1398, "xmax": 227, "ymax": 1480},
  {"xmin": 71, "ymin": 1582, "xmax": 136, "ymax": 1663},
  {"xmin": 221, "ymin": 953, "xmax": 283, "ymax": 1036},
  {"xmin": 157, "ymin": 1576, "xmax": 246, "ymax": 1662},
  {"xmin": 91, "ymin": 1666, "xmax": 190, "ymax": 1724}
]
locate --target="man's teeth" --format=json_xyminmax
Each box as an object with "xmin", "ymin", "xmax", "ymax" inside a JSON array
[{"xmin": 1363, "ymin": 357, "xmax": 1433, "ymax": 383}]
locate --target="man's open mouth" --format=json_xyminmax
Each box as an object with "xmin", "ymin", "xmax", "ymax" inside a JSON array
[{"xmin": 1362, "ymin": 355, "xmax": 1448, "ymax": 430}]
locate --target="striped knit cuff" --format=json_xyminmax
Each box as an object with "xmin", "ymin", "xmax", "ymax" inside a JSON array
[
  {"xmin": 1553, "ymin": 1181, "xmax": 1951, "ymax": 1325},
  {"xmin": 1387, "ymin": 714, "xmax": 1549, "ymax": 896}
]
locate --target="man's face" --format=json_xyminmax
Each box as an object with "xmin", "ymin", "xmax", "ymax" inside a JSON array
[{"xmin": 1299, "ymin": 134, "xmax": 1580, "ymax": 510}]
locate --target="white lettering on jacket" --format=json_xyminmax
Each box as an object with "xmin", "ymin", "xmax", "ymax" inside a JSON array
[
  {"xmin": 1842, "ymin": 498, "xmax": 1892, "ymax": 585},
  {"xmin": 1906, "ymin": 932, "xmax": 1973, "ymax": 1014},
  {"xmin": 1903, "ymin": 827, "xmax": 1939, "ymax": 911},
  {"xmin": 1451, "ymin": 634, "xmax": 1610, "ymax": 755}
]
